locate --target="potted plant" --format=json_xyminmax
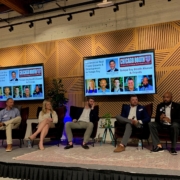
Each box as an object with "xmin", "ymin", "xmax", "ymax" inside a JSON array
[
  {"xmin": 47, "ymin": 78, "xmax": 68, "ymax": 109},
  {"xmin": 102, "ymin": 113, "xmax": 112, "ymax": 128}
]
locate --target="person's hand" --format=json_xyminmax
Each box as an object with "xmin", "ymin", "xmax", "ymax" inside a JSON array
[
  {"xmin": 91, "ymin": 102, "xmax": 95, "ymax": 110},
  {"xmin": 73, "ymin": 119, "xmax": 77, "ymax": 123},
  {"xmin": 163, "ymin": 117, "xmax": 171, "ymax": 123},
  {"xmin": 48, "ymin": 118, "xmax": 53, "ymax": 122},
  {"xmin": 160, "ymin": 113, "xmax": 166, "ymax": 121}
]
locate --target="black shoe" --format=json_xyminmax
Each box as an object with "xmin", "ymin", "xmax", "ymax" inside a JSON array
[
  {"xmin": 151, "ymin": 146, "xmax": 164, "ymax": 153},
  {"xmin": 64, "ymin": 144, "xmax": 73, "ymax": 149},
  {"xmin": 170, "ymin": 148, "xmax": 177, "ymax": 155},
  {"xmin": 81, "ymin": 144, "xmax": 89, "ymax": 149}
]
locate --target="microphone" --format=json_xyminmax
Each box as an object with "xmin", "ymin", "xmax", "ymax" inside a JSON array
[
  {"xmin": 132, "ymin": 116, "xmax": 135, "ymax": 120},
  {"xmin": 50, "ymin": 113, "xmax": 52, "ymax": 118}
]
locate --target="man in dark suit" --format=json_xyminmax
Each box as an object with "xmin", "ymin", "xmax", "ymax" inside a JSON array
[
  {"xmin": 64, "ymin": 97, "xmax": 99, "ymax": 150},
  {"xmin": 107, "ymin": 60, "xmax": 119, "ymax": 72},
  {"xmin": 149, "ymin": 92, "xmax": 180, "ymax": 155},
  {"xmin": 10, "ymin": 71, "xmax": 18, "ymax": 81},
  {"xmin": 114, "ymin": 95, "xmax": 150, "ymax": 152}
]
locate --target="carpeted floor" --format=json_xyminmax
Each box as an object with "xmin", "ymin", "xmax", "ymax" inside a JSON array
[{"xmin": 13, "ymin": 144, "xmax": 180, "ymax": 171}]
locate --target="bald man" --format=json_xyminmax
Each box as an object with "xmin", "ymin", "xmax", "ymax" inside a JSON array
[{"xmin": 149, "ymin": 92, "xmax": 180, "ymax": 155}]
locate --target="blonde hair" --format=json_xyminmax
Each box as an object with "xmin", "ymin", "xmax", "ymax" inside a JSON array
[
  {"xmin": 41, "ymin": 99, "xmax": 53, "ymax": 115},
  {"xmin": 88, "ymin": 79, "xmax": 95, "ymax": 89}
]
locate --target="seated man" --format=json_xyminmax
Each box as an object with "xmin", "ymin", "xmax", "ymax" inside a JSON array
[
  {"xmin": 114, "ymin": 95, "xmax": 150, "ymax": 152},
  {"xmin": 64, "ymin": 97, "xmax": 99, "ymax": 149},
  {"xmin": 0, "ymin": 98, "xmax": 21, "ymax": 152},
  {"xmin": 149, "ymin": 92, "xmax": 180, "ymax": 155}
]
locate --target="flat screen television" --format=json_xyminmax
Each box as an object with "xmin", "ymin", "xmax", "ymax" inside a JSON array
[
  {"xmin": 83, "ymin": 49, "xmax": 156, "ymax": 96},
  {"xmin": 0, "ymin": 63, "xmax": 45, "ymax": 101}
]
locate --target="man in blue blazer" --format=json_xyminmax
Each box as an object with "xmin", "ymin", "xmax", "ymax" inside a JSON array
[
  {"xmin": 149, "ymin": 92, "xmax": 180, "ymax": 155},
  {"xmin": 114, "ymin": 95, "xmax": 150, "ymax": 152}
]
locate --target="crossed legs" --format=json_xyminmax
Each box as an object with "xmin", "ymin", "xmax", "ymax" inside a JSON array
[{"xmin": 29, "ymin": 119, "xmax": 51, "ymax": 150}]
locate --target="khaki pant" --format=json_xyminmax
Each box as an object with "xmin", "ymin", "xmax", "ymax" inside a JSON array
[
  {"xmin": 0, "ymin": 116, "xmax": 22, "ymax": 144},
  {"xmin": 65, "ymin": 121, "xmax": 94, "ymax": 143}
]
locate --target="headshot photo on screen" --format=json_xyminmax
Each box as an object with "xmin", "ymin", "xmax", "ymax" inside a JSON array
[
  {"xmin": 106, "ymin": 59, "xmax": 119, "ymax": 72},
  {"xmin": 10, "ymin": 71, "xmax": 18, "ymax": 81},
  {"xmin": 3, "ymin": 86, "xmax": 12, "ymax": 99},
  {"xmin": 124, "ymin": 76, "xmax": 138, "ymax": 91},
  {"xmin": 13, "ymin": 86, "xmax": 22, "ymax": 98},
  {"xmin": 98, "ymin": 78, "xmax": 110, "ymax": 92},
  {"xmin": 33, "ymin": 84, "xmax": 43, "ymax": 97},
  {"xmin": 86, "ymin": 79, "xmax": 97, "ymax": 93},
  {"xmin": 139, "ymin": 75, "xmax": 153, "ymax": 91},
  {"xmin": 0, "ymin": 87, "xmax": 2, "ymax": 99},
  {"xmin": 111, "ymin": 77, "xmax": 123, "ymax": 92},
  {"xmin": 23, "ymin": 85, "xmax": 32, "ymax": 98}
]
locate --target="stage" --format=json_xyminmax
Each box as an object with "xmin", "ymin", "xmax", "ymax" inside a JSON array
[{"xmin": 0, "ymin": 140, "xmax": 180, "ymax": 180}]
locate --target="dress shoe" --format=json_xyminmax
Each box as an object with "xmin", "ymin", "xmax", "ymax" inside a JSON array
[
  {"xmin": 64, "ymin": 144, "xmax": 73, "ymax": 149},
  {"xmin": 81, "ymin": 143, "xmax": 89, "ymax": 149},
  {"xmin": 170, "ymin": 148, "xmax": 177, "ymax": 155},
  {"xmin": 150, "ymin": 146, "xmax": 164, "ymax": 153},
  {"xmin": 6, "ymin": 144, "xmax": 12, "ymax": 152},
  {"xmin": 114, "ymin": 145, "xmax": 125, "ymax": 153}
]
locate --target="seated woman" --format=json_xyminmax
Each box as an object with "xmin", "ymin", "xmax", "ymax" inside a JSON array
[{"xmin": 29, "ymin": 99, "xmax": 58, "ymax": 150}]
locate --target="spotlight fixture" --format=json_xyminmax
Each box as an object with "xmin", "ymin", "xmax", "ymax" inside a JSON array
[
  {"xmin": 47, "ymin": 18, "xmax": 52, "ymax": 25},
  {"xmin": 9, "ymin": 25, "xmax": 13, "ymax": 32},
  {"xmin": 139, "ymin": 0, "xmax": 145, "ymax": 7},
  {"xmin": 67, "ymin": 14, "xmax": 72, "ymax": 21},
  {"xmin": 113, "ymin": 5, "xmax": 119, "ymax": 12},
  {"xmin": 89, "ymin": 10, "xmax": 95, "ymax": 17},
  {"xmin": 29, "ymin": 21, "xmax": 34, "ymax": 28}
]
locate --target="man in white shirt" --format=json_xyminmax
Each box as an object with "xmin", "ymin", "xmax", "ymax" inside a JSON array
[
  {"xmin": 64, "ymin": 97, "xmax": 99, "ymax": 149},
  {"xmin": 114, "ymin": 95, "xmax": 150, "ymax": 152},
  {"xmin": 149, "ymin": 92, "xmax": 180, "ymax": 155}
]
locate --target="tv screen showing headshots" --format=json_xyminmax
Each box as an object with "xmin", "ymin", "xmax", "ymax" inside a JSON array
[
  {"xmin": 0, "ymin": 63, "xmax": 45, "ymax": 101},
  {"xmin": 83, "ymin": 49, "xmax": 156, "ymax": 96}
]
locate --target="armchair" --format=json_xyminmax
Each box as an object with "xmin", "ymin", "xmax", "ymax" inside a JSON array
[
  {"xmin": 0, "ymin": 107, "xmax": 29, "ymax": 147},
  {"xmin": 69, "ymin": 105, "xmax": 99, "ymax": 146},
  {"xmin": 31, "ymin": 106, "xmax": 66, "ymax": 146},
  {"xmin": 114, "ymin": 103, "xmax": 153, "ymax": 148}
]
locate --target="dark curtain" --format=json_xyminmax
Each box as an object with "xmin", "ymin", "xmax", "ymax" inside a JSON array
[{"xmin": 0, "ymin": 161, "xmax": 179, "ymax": 180}]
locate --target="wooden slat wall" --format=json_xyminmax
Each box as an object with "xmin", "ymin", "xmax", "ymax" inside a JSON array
[{"xmin": 1, "ymin": 20, "xmax": 180, "ymax": 118}]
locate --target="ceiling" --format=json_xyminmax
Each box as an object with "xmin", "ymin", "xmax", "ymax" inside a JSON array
[{"xmin": 0, "ymin": 0, "xmax": 102, "ymax": 15}]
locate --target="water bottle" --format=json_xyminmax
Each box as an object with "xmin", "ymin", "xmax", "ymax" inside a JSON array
[
  {"xmin": 27, "ymin": 140, "xmax": 32, "ymax": 148},
  {"xmin": 137, "ymin": 140, "xmax": 142, "ymax": 150}
]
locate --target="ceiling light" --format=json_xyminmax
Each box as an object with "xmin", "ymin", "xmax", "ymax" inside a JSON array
[
  {"xmin": 29, "ymin": 22, "xmax": 34, "ymax": 28},
  {"xmin": 67, "ymin": 14, "xmax": 72, "ymax": 21},
  {"xmin": 97, "ymin": 0, "xmax": 114, "ymax": 8},
  {"xmin": 47, "ymin": 18, "xmax": 52, "ymax": 25},
  {"xmin": 113, "ymin": 5, "xmax": 119, "ymax": 12},
  {"xmin": 9, "ymin": 26, "xmax": 13, "ymax": 32},
  {"xmin": 139, "ymin": 0, "xmax": 145, "ymax": 7},
  {"xmin": 89, "ymin": 10, "xmax": 95, "ymax": 17}
]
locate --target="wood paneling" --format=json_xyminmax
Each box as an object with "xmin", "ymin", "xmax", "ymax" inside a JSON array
[{"xmin": 1, "ymin": 20, "xmax": 180, "ymax": 118}]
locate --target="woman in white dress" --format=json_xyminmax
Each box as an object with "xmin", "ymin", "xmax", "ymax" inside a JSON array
[{"xmin": 29, "ymin": 100, "xmax": 58, "ymax": 150}]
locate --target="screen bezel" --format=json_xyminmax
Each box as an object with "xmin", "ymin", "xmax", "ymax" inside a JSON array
[{"xmin": 83, "ymin": 49, "xmax": 156, "ymax": 97}]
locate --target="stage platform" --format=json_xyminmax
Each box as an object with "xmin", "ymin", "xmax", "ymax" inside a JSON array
[{"xmin": 0, "ymin": 140, "xmax": 180, "ymax": 180}]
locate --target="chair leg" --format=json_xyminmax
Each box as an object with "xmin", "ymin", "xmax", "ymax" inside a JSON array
[
  {"xmin": 146, "ymin": 139, "xmax": 149, "ymax": 145},
  {"xmin": 19, "ymin": 139, "xmax": 22, "ymax": 148},
  {"xmin": 2, "ymin": 140, "xmax": 4, "ymax": 146},
  {"xmin": 141, "ymin": 139, "xmax": 143, "ymax": 149},
  {"xmin": 22, "ymin": 139, "xmax": 24, "ymax": 144}
]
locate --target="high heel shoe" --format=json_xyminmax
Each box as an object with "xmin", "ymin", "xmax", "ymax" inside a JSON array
[{"xmin": 38, "ymin": 145, "xmax": 45, "ymax": 150}]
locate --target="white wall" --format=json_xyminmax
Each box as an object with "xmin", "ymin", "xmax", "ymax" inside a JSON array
[{"xmin": 0, "ymin": 0, "xmax": 180, "ymax": 49}]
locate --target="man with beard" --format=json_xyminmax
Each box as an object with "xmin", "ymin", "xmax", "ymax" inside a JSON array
[
  {"xmin": 64, "ymin": 97, "xmax": 99, "ymax": 150},
  {"xmin": 149, "ymin": 92, "xmax": 180, "ymax": 155},
  {"xmin": 139, "ymin": 76, "xmax": 153, "ymax": 91}
]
